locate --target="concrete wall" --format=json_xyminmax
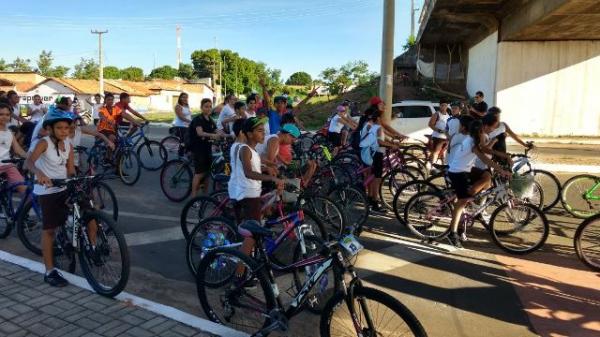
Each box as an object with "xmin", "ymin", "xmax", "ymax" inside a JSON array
[
  {"xmin": 467, "ymin": 31, "xmax": 498, "ymax": 104},
  {"xmin": 496, "ymin": 40, "xmax": 600, "ymax": 136}
]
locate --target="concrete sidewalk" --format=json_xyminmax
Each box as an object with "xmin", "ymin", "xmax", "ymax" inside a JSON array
[{"xmin": 0, "ymin": 256, "xmax": 242, "ymax": 337}]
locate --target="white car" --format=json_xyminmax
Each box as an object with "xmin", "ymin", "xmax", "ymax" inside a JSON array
[{"xmin": 390, "ymin": 100, "xmax": 440, "ymax": 143}]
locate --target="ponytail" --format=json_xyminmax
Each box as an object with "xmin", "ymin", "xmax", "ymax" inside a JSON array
[{"xmin": 469, "ymin": 120, "xmax": 483, "ymax": 148}]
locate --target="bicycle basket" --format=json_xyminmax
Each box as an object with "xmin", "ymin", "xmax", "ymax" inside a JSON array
[{"xmin": 510, "ymin": 173, "xmax": 535, "ymax": 199}]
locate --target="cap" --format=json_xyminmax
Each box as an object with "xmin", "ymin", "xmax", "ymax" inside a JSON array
[
  {"xmin": 280, "ymin": 123, "xmax": 301, "ymax": 138},
  {"xmin": 336, "ymin": 105, "xmax": 346, "ymax": 112},
  {"xmin": 242, "ymin": 117, "xmax": 267, "ymax": 133},
  {"xmin": 369, "ymin": 96, "xmax": 383, "ymax": 106}
]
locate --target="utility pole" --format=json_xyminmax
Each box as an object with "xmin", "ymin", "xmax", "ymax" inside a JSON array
[
  {"xmin": 176, "ymin": 25, "xmax": 182, "ymax": 69},
  {"xmin": 411, "ymin": 0, "xmax": 415, "ymax": 38},
  {"xmin": 379, "ymin": 0, "xmax": 395, "ymax": 122},
  {"xmin": 91, "ymin": 30, "xmax": 108, "ymax": 95}
]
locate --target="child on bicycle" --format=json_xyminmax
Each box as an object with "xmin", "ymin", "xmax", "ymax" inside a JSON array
[
  {"xmin": 328, "ymin": 105, "xmax": 356, "ymax": 156},
  {"xmin": 229, "ymin": 117, "xmax": 283, "ymax": 283},
  {"xmin": 0, "ymin": 103, "xmax": 27, "ymax": 195},
  {"xmin": 427, "ymin": 98, "xmax": 450, "ymax": 168},
  {"xmin": 26, "ymin": 111, "xmax": 97, "ymax": 287},
  {"xmin": 447, "ymin": 119, "xmax": 511, "ymax": 248}
]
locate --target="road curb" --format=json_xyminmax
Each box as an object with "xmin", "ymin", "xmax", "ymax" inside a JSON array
[{"xmin": 0, "ymin": 249, "xmax": 249, "ymax": 337}]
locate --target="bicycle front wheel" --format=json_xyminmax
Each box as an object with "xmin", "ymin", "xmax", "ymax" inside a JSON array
[
  {"xmin": 574, "ymin": 215, "xmax": 600, "ymax": 271},
  {"xmin": 561, "ymin": 174, "xmax": 600, "ymax": 218},
  {"xmin": 392, "ymin": 180, "xmax": 439, "ymax": 227},
  {"xmin": 79, "ymin": 211, "xmax": 130, "ymax": 297},
  {"xmin": 0, "ymin": 198, "xmax": 13, "ymax": 238},
  {"xmin": 186, "ymin": 216, "xmax": 239, "ymax": 277},
  {"xmin": 321, "ymin": 286, "xmax": 427, "ymax": 337},
  {"xmin": 160, "ymin": 159, "xmax": 193, "ymax": 202},
  {"xmin": 404, "ymin": 191, "xmax": 452, "ymax": 240},
  {"xmin": 160, "ymin": 135, "xmax": 182, "ymax": 159},
  {"xmin": 489, "ymin": 202, "xmax": 549, "ymax": 255},
  {"xmin": 196, "ymin": 247, "xmax": 276, "ymax": 334},
  {"xmin": 16, "ymin": 199, "xmax": 43, "ymax": 256},
  {"xmin": 328, "ymin": 185, "xmax": 370, "ymax": 234},
  {"xmin": 137, "ymin": 140, "xmax": 167, "ymax": 171},
  {"xmin": 117, "ymin": 149, "xmax": 141, "ymax": 185}
]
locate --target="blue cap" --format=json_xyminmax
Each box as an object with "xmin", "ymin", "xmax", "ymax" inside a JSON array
[{"xmin": 280, "ymin": 123, "xmax": 300, "ymax": 138}]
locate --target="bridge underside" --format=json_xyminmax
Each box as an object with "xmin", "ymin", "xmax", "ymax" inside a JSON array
[{"xmin": 418, "ymin": 0, "xmax": 600, "ymax": 47}]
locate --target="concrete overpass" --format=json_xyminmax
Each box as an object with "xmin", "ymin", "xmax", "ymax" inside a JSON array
[{"xmin": 416, "ymin": 0, "xmax": 600, "ymax": 136}]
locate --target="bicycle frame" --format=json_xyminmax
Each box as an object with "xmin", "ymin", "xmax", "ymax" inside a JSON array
[
  {"xmin": 584, "ymin": 181, "xmax": 600, "ymax": 201},
  {"xmin": 0, "ymin": 179, "xmax": 41, "ymax": 222}
]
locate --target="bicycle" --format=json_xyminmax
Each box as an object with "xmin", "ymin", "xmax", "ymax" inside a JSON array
[
  {"xmin": 511, "ymin": 141, "xmax": 561, "ymax": 211},
  {"xmin": 87, "ymin": 135, "xmax": 142, "ymax": 186},
  {"xmin": 561, "ymin": 174, "xmax": 600, "ymax": 218},
  {"xmin": 573, "ymin": 213, "xmax": 600, "ymax": 271},
  {"xmin": 49, "ymin": 176, "xmax": 129, "ymax": 297},
  {"xmin": 118, "ymin": 121, "xmax": 167, "ymax": 171},
  {"xmin": 0, "ymin": 159, "xmax": 44, "ymax": 255},
  {"xmin": 404, "ymin": 174, "xmax": 549, "ymax": 254},
  {"xmin": 196, "ymin": 224, "xmax": 427, "ymax": 336}
]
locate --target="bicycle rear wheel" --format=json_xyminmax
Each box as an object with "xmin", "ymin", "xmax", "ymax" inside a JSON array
[
  {"xmin": 90, "ymin": 181, "xmax": 118, "ymax": 221},
  {"xmin": 328, "ymin": 185, "xmax": 369, "ymax": 234},
  {"xmin": 196, "ymin": 247, "xmax": 276, "ymax": 334},
  {"xmin": 380, "ymin": 168, "xmax": 417, "ymax": 210},
  {"xmin": 302, "ymin": 195, "xmax": 346, "ymax": 236},
  {"xmin": 392, "ymin": 180, "xmax": 439, "ymax": 226},
  {"xmin": 527, "ymin": 169, "xmax": 561, "ymax": 211},
  {"xmin": 16, "ymin": 199, "xmax": 43, "ymax": 256},
  {"xmin": 489, "ymin": 202, "xmax": 549, "ymax": 255},
  {"xmin": 561, "ymin": 174, "xmax": 600, "ymax": 218},
  {"xmin": 160, "ymin": 135, "xmax": 182, "ymax": 159},
  {"xmin": 321, "ymin": 286, "xmax": 427, "ymax": 337},
  {"xmin": 117, "ymin": 149, "xmax": 141, "ymax": 185},
  {"xmin": 404, "ymin": 191, "xmax": 452, "ymax": 240},
  {"xmin": 574, "ymin": 215, "xmax": 600, "ymax": 271},
  {"xmin": 79, "ymin": 211, "xmax": 130, "ymax": 297},
  {"xmin": 0, "ymin": 198, "xmax": 12, "ymax": 238},
  {"xmin": 137, "ymin": 140, "xmax": 167, "ymax": 171},
  {"xmin": 180, "ymin": 196, "xmax": 223, "ymax": 241},
  {"xmin": 160, "ymin": 159, "xmax": 193, "ymax": 202}
]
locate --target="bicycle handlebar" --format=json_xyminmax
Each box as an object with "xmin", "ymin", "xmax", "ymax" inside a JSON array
[{"xmin": 1, "ymin": 158, "xmax": 24, "ymax": 164}]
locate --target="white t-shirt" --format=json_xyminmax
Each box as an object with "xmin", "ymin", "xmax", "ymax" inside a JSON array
[
  {"xmin": 0, "ymin": 130, "xmax": 13, "ymax": 166},
  {"xmin": 68, "ymin": 127, "xmax": 83, "ymax": 166},
  {"xmin": 447, "ymin": 132, "xmax": 467, "ymax": 166},
  {"xmin": 489, "ymin": 122, "xmax": 507, "ymax": 139},
  {"xmin": 92, "ymin": 103, "xmax": 103, "ymax": 119},
  {"xmin": 8, "ymin": 104, "xmax": 20, "ymax": 127},
  {"xmin": 29, "ymin": 103, "xmax": 47, "ymax": 122},
  {"xmin": 29, "ymin": 114, "xmax": 47, "ymax": 153},
  {"xmin": 245, "ymin": 111, "xmax": 256, "ymax": 118},
  {"xmin": 431, "ymin": 112, "xmax": 450, "ymax": 139},
  {"xmin": 328, "ymin": 114, "xmax": 344, "ymax": 133},
  {"xmin": 449, "ymin": 136, "xmax": 477, "ymax": 173},
  {"xmin": 228, "ymin": 144, "xmax": 262, "ymax": 201},
  {"xmin": 474, "ymin": 134, "xmax": 492, "ymax": 170},
  {"xmin": 217, "ymin": 104, "xmax": 236, "ymax": 132},
  {"xmin": 256, "ymin": 134, "xmax": 279, "ymax": 159},
  {"xmin": 173, "ymin": 105, "xmax": 192, "ymax": 127},
  {"xmin": 446, "ymin": 117, "xmax": 461, "ymax": 139},
  {"xmin": 33, "ymin": 137, "xmax": 71, "ymax": 195}
]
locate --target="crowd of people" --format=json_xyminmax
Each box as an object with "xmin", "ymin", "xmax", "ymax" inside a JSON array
[{"xmin": 0, "ymin": 82, "xmax": 531, "ymax": 288}]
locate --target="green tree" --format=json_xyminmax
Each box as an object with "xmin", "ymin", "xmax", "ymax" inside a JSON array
[
  {"xmin": 46, "ymin": 66, "xmax": 70, "ymax": 78},
  {"xmin": 403, "ymin": 35, "xmax": 417, "ymax": 51},
  {"xmin": 320, "ymin": 60, "xmax": 375, "ymax": 95},
  {"xmin": 121, "ymin": 66, "xmax": 144, "ymax": 81},
  {"xmin": 0, "ymin": 59, "xmax": 7, "ymax": 71},
  {"xmin": 286, "ymin": 71, "xmax": 312, "ymax": 86},
  {"xmin": 191, "ymin": 49, "xmax": 221, "ymax": 80},
  {"xmin": 148, "ymin": 65, "xmax": 178, "ymax": 79},
  {"xmin": 36, "ymin": 50, "xmax": 53, "ymax": 76},
  {"xmin": 73, "ymin": 58, "xmax": 99, "ymax": 79},
  {"xmin": 10, "ymin": 57, "xmax": 32, "ymax": 72},
  {"xmin": 103, "ymin": 66, "xmax": 122, "ymax": 79},
  {"xmin": 178, "ymin": 63, "xmax": 195, "ymax": 80}
]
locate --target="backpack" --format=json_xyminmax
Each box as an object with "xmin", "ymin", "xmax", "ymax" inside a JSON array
[{"xmin": 359, "ymin": 124, "xmax": 379, "ymax": 166}]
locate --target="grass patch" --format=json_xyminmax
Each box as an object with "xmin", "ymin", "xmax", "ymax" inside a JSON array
[{"xmin": 144, "ymin": 112, "xmax": 175, "ymax": 123}]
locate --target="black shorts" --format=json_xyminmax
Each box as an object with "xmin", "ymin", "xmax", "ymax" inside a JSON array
[
  {"xmin": 448, "ymin": 172, "xmax": 471, "ymax": 199},
  {"xmin": 328, "ymin": 132, "xmax": 342, "ymax": 147},
  {"xmin": 372, "ymin": 152, "xmax": 384, "ymax": 178},
  {"xmin": 38, "ymin": 191, "xmax": 69, "ymax": 230},
  {"xmin": 192, "ymin": 151, "xmax": 212, "ymax": 174},
  {"xmin": 234, "ymin": 198, "xmax": 262, "ymax": 224}
]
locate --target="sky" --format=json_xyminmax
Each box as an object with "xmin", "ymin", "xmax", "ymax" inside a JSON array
[{"xmin": 3, "ymin": 0, "xmax": 420, "ymax": 80}]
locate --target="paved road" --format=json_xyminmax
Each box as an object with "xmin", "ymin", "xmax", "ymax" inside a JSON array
[{"xmin": 2, "ymin": 133, "xmax": 600, "ymax": 337}]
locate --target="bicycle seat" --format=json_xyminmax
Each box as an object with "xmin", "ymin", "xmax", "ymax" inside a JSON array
[
  {"xmin": 213, "ymin": 174, "xmax": 230, "ymax": 183},
  {"xmin": 239, "ymin": 220, "xmax": 275, "ymax": 238}
]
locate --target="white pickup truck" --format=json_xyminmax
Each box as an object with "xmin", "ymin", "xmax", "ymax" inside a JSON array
[{"xmin": 389, "ymin": 100, "xmax": 440, "ymax": 143}]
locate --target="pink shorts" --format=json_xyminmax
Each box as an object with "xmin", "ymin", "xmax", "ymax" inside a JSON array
[{"xmin": 0, "ymin": 164, "xmax": 24, "ymax": 186}]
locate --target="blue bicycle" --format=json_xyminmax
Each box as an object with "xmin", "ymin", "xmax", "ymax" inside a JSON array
[{"xmin": 0, "ymin": 159, "xmax": 44, "ymax": 255}]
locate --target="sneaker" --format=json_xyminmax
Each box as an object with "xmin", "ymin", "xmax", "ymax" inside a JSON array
[
  {"xmin": 44, "ymin": 270, "xmax": 69, "ymax": 287},
  {"xmin": 371, "ymin": 201, "xmax": 387, "ymax": 213},
  {"xmin": 456, "ymin": 226, "xmax": 468, "ymax": 242},
  {"xmin": 447, "ymin": 233, "xmax": 463, "ymax": 249}
]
